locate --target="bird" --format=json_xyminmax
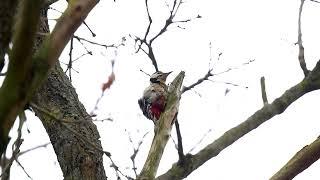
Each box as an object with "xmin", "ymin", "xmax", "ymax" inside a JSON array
[{"xmin": 138, "ymin": 71, "xmax": 172, "ymax": 123}]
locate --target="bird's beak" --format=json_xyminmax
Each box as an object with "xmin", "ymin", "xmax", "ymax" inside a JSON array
[{"xmin": 164, "ymin": 71, "xmax": 172, "ymax": 78}]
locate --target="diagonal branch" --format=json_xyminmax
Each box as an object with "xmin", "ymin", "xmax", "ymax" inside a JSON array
[
  {"xmin": 270, "ymin": 136, "xmax": 320, "ymax": 180},
  {"xmin": 156, "ymin": 60, "xmax": 320, "ymax": 180},
  {"xmin": 137, "ymin": 71, "xmax": 185, "ymax": 180}
]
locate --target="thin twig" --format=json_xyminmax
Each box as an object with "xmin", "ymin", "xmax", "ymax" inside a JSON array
[
  {"xmin": 297, "ymin": 0, "xmax": 309, "ymax": 76},
  {"xmin": 188, "ymin": 129, "xmax": 212, "ymax": 153},
  {"xmin": 174, "ymin": 118, "xmax": 185, "ymax": 165},
  {"xmin": 310, "ymin": 0, "xmax": 320, "ymax": 3},
  {"xmin": 14, "ymin": 158, "xmax": 33, "ymax": 180},
  {"xmin": 134, "ymin": 0, "xmax": 200, "ymax": 72},
  {"xmin": 18, "ymin": 143, "xmax": 51, "ymax": 156},
  {"xmin": 82, "ymin": 21, "xmax": 96, "ymax": 37},
  {"xmin": 72, "ymin": 52, "xmax": 92, "ymax": 62},
  {"xmin": 127, "ymin": 130, "xmax": 149, "ymax": 178},
  {"xmin": 73, "ymin": 35, "xmax": 122, "ymax": 49},
  {"xmin": 0, "ymin": 112, "xmax": 26, "ymax": 178},
  {"xmin": 182, "ymin": 69, "xmax": 213, "ymax": 93},
  {"xmin": 260, "ymin": 76, "xmax": 268, "ymax": 105},
  {"xmin": 66, "ymin": 35, "xmax": 74, "ymax": 81},
  {"xmin": 182, "ymin": 59, "xmax": 254, "ymax": 93},
  {"xmin": 208, "ymin": 80, "xmax": 248, "ymax": 89}
]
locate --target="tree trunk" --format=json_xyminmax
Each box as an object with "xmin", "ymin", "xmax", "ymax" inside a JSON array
[{"xmin": 31, "ymin": 7, "xmax": 107, "ymax": 180}]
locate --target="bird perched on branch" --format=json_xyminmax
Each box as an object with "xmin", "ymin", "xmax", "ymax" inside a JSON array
[{"xmin": 138, "ymin": 71, "xmax": 172, "ymax": 123}]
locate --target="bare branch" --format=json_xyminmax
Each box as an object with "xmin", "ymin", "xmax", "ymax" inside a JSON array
[
  {"xmin": 127, "ymin": 131, "xmax": 149, "ymax": 178},
  {"xmin": 66, "ymin": 35, "xmax": 74, "ymax": 81},
  {"xmin": 310, "ymin": 0, "xmax": 320, "ymax": 3},
  {"xmin": 182, "ymin": 59, "xmax": 254, "ymax": 94},
  {"xmin": 134, "ymin": 0, "xmax": 199, "ymax": 72},
  {"xmin": 270, "ymin": 136, "xmax": 320, "ymax": 180},
  {"xmin": 73, "ymin": 35, "xmax": 123, "ymax": 49},
  {"xmin": 156, "ymin": 61, "xmax": 320, "ymax": 180},
  {"xmin": 14, "ymin": 158, "xmax": 32, "ymax": 180},
  {"xmin": 18, "ymin": 143, "xmax": 50, "ymax": 156},
  {"xmin": 182, "ymin": 70, "xmax": 212, "ymax": 93},
  {"xmin": 260, "ymin": 76, "xmax": 268, "ymax": 105},
  {"xmin": 174, "ymin": 119, "xmax": 185, "ymax": 165},
  {"xmin": 187, "ymin": 129, "xmax": 212, "ymax": 154},
  {"xmin": 0, "ymin": 112, "xmax": 25, "ymax": 178},
  {"xmin": 297, "ymin": 0, "xmax": 309, "ymax": 76},
  {"xmin": 82, "ymin": 21, "xmax": 96, "ymax": 37}
]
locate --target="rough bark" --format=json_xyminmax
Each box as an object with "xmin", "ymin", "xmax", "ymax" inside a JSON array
[
  {"xmin": 30, "ymin": 6, "xmax": 107, "ymax": 180},
  {"xmin": 156, "ymin": 61, "xmax": 320, "ymax": 180},
  {"xmin": 0, "ymin": 0, "xmax": 18, "ymax": 72},
  {"xmin": 32, "ymin": 63, "xmax": 107, "ymax": 180}
]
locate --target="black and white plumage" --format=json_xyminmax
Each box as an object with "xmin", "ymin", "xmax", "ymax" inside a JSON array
[{"xmin": 138, "ymin": 71, "xmax": 172, "ymax": 122}]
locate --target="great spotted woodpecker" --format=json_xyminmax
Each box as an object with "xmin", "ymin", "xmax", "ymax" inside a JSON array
[{"xmin": 138, "ymin": 71, "xmax": 172, "ymax": 123}]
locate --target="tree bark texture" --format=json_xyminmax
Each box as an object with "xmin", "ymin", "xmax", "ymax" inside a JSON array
[
  {"xmin": 270, "ymin": 137, "xmax": 320, "ymax": 180},
  {"xmin": 0, "ymin": 0, "xmax": 18, "ymax": 71},
  {"xmin": 31, "ymin": 7, "xmax": 107, "ymax": 180}
]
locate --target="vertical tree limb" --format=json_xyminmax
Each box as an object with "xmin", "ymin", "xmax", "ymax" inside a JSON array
[{"xmin": 174, "ymin": 119, "xmax": 185, "ymax": 165}]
